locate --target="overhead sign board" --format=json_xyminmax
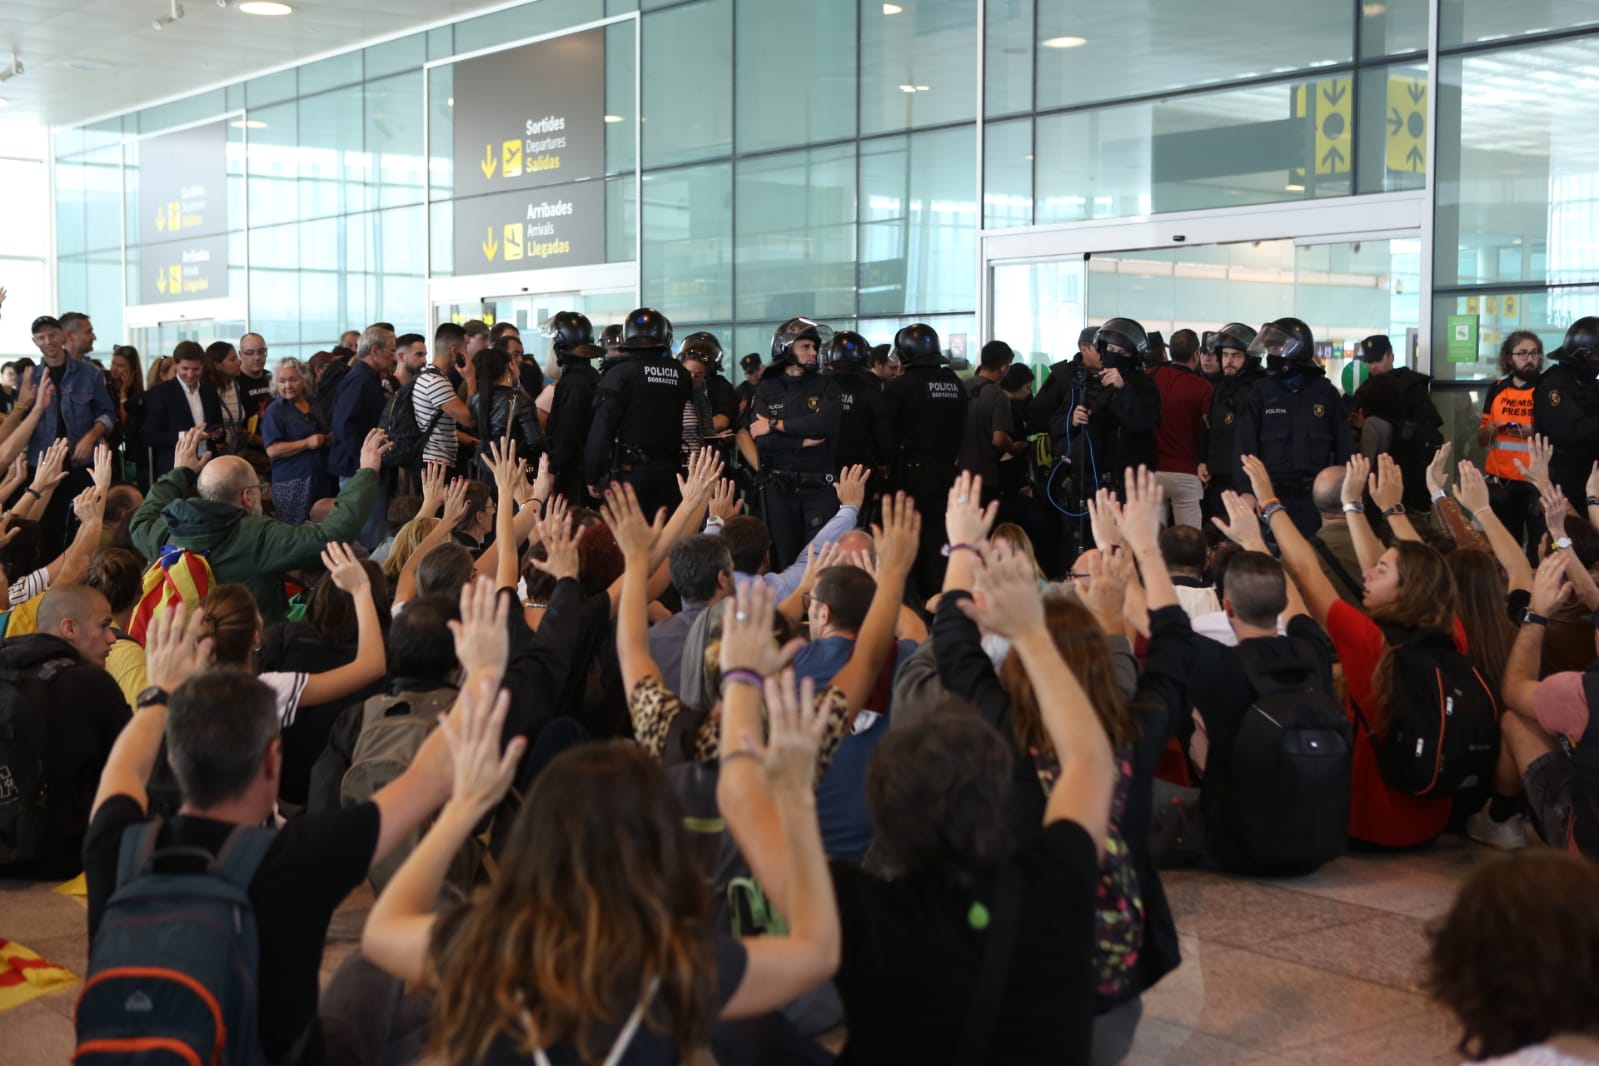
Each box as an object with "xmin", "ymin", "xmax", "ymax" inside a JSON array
[{"xmin": 135, "ymin": 120, "xmax": 231, "ymax": 304}]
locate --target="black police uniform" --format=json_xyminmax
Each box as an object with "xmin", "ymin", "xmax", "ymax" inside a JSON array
[
  {"xmin": 1235, "ymin": 365, "xmax": 1351, "ymax": 536},
  {"xmin": 752, "ymin": 371, "xmax": 843, "ymax": 570},
  {"xmin": 547, "ymin": 357, "xmax": 600, "ymax": 506},
  {"xmin": 585, "ymin": 350, "xmax": 693, "ymax": 517},
  {"xmin": 1045, "ymin": 357, "xmax": 1162, "ymax": 500},
  {"xmin": 832, "ymin": 364, "xmax": 893, "ymax": 472},
  {"xmin": 1353, "ymin": 366, "xmax": 1442, "ymax": 511},
  {"xmin": 886, "ymin": 360, "xmax": 968, "ymax": 597},
  {"xmin": 1534, "ymin": 357, "xmax": 1599, "ymax": 507},
  {"xmin": 1202, "ymin": 365, "xmax": 1262, "ymax": 519}
]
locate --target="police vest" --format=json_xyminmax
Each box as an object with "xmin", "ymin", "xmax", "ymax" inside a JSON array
[{"xmin": 1483, "ymin": 379, "xmax": 1535, "ymax": 481}]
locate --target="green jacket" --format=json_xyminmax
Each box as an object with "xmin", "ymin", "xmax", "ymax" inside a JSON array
[{"xmin": 130, "ymin": 467, "xmax": 380, "ymax": 623}]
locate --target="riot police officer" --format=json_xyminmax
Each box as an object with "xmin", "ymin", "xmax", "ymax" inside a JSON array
[
  {"xmin": 750, "ymin": 317, "xmax": 844, "ymax": 569},
  {"xmin": 584, "ymin": 308, "xmax": 693, "ymax": 517},
  {"xmin": 824, "ymin": 330, "xmax": 894, "ymax": 474},
  {"xmin": 1235, "ymin": 317, "xmax": 1351, "ymax": 535},
  {"xmin": 1200, "ymin": 322, "xmax": 1263, "ymax": 519},
  {"xmin": 1534, "ymin": 316, "xmax": 1599, "ymax": 506},
  {"xmin": 598, "ymin": 323, "xmax": 626, "ymax": 376},
  {"xmin": 544, "ymin": 310, "xmax": 600, "ymax": 506},
  {"xmin": 677, "ymin": 331, "xmax": 740, "ymax": 439},
  {"xmin": 884, "ymin": 322, "xmax": 967, "ymax": 596}
]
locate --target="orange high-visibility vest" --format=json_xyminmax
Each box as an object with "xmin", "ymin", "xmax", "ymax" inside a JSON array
[{"xmin": 1482, "ymin": 380, "xmax": 1536, "ymax": 480}]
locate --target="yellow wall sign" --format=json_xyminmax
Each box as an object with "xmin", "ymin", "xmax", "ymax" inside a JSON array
[
  {"xmin": 1387, "ymin": 75, "xmax": 1426, "ymax": 172},
  {"xmin": 1316, "ymin": 77, "xmax": 1351, "ymax": 176}
]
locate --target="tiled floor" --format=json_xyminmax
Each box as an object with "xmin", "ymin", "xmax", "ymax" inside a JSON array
[{"xmin": 0, "ymin": 839, "xmax": 1488, "ymax": 1064}]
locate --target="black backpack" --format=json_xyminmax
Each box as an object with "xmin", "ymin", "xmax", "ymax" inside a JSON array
[
  {"xmin": 1214, "ymin": 644, "xmax": 1352, "ymax": 874},
  {"xmin": 1362, "ymin": 627, "xmax": 1499, "ymax": 797},
  {"xmin": 312, "ymin": 358, "xmax": 352, "ymax": 426},
  {"xmin": 0, "ymin": 658, "xmax": 76, "ymax": 865},
  {"xmin": 380, "ymin": 373, "xmax": 442, "ymax": 470}
]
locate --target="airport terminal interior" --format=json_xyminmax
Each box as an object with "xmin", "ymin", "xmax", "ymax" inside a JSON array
[{"xmin": 2, "ymin": 0, "xmax": 1599, "ymax": 1063}]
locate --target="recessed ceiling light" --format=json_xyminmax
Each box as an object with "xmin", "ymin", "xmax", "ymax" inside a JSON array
[
  {"xmin": 915, "ymin": 85, "xmax": 929, "ymax": 91},
  {"xmin": 1042, "ymin": 35, "xmax": 1087, "ymax": 48},
  {"xmin": 446, "ymin": 97, "xmax": 454, "ymax": 106},
  {"xmin": 231, "ymin": 118, "xmax": 268, "ymax": 129},
  {"xmin": 899, "ymin": 84, "xmax": 917, "ymax": 93},
  {"xmin": 883, "ymin": 3, "xmax": 903, "ymax": 12},
  {"xmin": 603, "ymin": 114, "xmax": 624, "ymax": 123},
  {"xmin": 65, "ymin": 60, "xmax": 112, "ymax": 71},
  {"xmin": 239, "ymin": 1, "xmax": 293, "ymax": 14},
  {"xmin": 1284, "ymin": 183, "xmax": 1306, "ymax": 192}
]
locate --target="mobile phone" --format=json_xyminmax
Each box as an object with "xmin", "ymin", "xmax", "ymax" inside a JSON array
[{"xmin": 198, "ymin": 440, "xmax": 211, "ymax": 458}]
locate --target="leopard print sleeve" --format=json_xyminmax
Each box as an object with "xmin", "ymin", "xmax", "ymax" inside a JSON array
[{"xmin": 628, "ymin": 676, "xmax": 679, "ymax": 761}]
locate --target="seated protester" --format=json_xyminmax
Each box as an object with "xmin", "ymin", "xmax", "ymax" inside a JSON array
[
  {"xmin": 1307, "ymin": 466, "xmax": 1366, "ymax": 607},
  {"xmin": 359, "ymin": 593, "xmax": 842, "ymax": 1066},
  {"xmin": 0, "ymin": 444, "xmax": 114, "ymax": 629},
  {"xmin": 370, "ymin": 494, "xmax": 423, "ymax": 566},
  {"xmin": 451, "ymin": 480, "xmax": 496, "ymax": 555},
  {"xmin": 80, "ymin": 604, "xmax": 459, "ymax": 1066},
  {"xmin": 716, "ymin": 464, "xmax": 871, "ymax": 601},
  {"xmin": 2, "ymin": 480, "xmax": 111, "ymax": 637},
  {"xmin": 933, "ymin": 470, "xmax": 1178, "ymax": 1059},
  {"xmin": 719, "ymin": 546, "xmax": 1120, "ymax": 1066},
  {"xmin": 257, "ymin": 555, "xmax": 392, "ymax": 808},
  {"xmin": 613, "ymin": 484, "xmax": 917, "ymax": 773},
  {"xmin": 0, "ymin": 584, "xmax": 129, "ymax": 879},
  {"xmin": 1491, "ymin": 550, "xmax": 1599, "ymax": 858},
  {"xmin": 199, "ymin": 543, "xmax": 387, "ymax": 806},
  {"xmin": 129, "ymin": 425, "xmax": 386, "ymax": 624},
  {"xmin": 1425, "ymin": 851, "xmax": 1599, "ymax": 1064},
  {"xmin": 86, "ymin": 547, "xmax": 150, "ymax": 710},
  {"xmin": 1239, "ymin": 452, "xmax": 1478, "ymax": 848},
  {"xmin": 1158, "ymin": 524, "xmax": 1220, "ymax": 621},
  {"xmin": 789, "ymin": 563, "xmax": 921, "ymax": 865},
  {"xmin": 648, "ymin": 534, "xmax": 736, "ymax": 694}
]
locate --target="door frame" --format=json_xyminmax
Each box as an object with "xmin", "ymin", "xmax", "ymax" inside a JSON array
[
  {"xmin": 979, "ymin": 190, "xmax": 1432, "ymax": 370},
  {"xmin": 426, "ymin": 260, "xmax": 638, "ymax": 334}
]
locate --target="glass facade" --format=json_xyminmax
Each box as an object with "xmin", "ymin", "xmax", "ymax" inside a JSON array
[{"xmin": 43, "ymin": 0, "xmax": 1599, "ymax": 382}]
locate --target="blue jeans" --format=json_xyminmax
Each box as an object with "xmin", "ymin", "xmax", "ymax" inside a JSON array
[{"xmin": 339, "ymin": 473, "xmax": 388, "ymax": 549}]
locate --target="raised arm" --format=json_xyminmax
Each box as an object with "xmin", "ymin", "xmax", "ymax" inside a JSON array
[
  {"xmin": 1367, "ymin": 453, "xmax": 1421, "ymax": 544},
  {"xmin": 477, "ymin": 439, "xmax": 527, "ymax": 589},
  {"xmin": 1117, "ymin": 466, "xmax": 1176, "ymax": 611},
  {"xmin": 1453, "ymin": 459, "xmax": 1532, "ymax": 594},
  {"xmin": 603, "ymin": 483, "xmax": 670, "ymax": 693},
  {"xmin": 1332, "ymin": 454, "xmax": 1387, "ymax": 573},
  {"xmin": 1240, "ymin": 455, "xmax": 1343, "ymax": 628},
  {"xmin": 776, "ymin": 541, "xmax": 846, "ymax": 628},
  {"xmin": 298, "ymin": 543, "xmax": 388, "ymax": 706},
  {"xmin": 1503, "ymin": 554, "xmax": 1568, "ymax": 715},
  {"xmin": 396, "ymin": 478, "xmax": 468, "ymax": 603},
  {"xmin": 0, "ymin": 376, "xmax": 51, "ymax": 468},
  {"xmin": 603, "ymin": 447, "xmax": 722, "ymax": 615},
  {"xmin": 825, "ymin": 491, "xmax": 920, "ymax": 713},
  {"xmin": 13, "ymin": 437, "xmax": 70, "ymax": 522}
]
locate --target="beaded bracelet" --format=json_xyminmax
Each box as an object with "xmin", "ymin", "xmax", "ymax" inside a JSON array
[
  {"xmin": 720, "ymin": 667, "xmax": 764, "ymax": 691},
  {"xmin": 942, "ymin": 542, "xmax": 982, "ymax": 558}
]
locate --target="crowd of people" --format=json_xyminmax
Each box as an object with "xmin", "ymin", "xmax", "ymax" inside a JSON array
[{"xmin": 2, "ymin": 299, "xmax": 1598, "ymax": 1066}]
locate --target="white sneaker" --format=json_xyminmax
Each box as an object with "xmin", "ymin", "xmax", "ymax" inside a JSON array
[{"xmin": 1467, "ymin": 806, "xmax": 1532, "ymax": 850}]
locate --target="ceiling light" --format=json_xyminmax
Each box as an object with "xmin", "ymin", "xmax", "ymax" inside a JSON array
[
  {"xmin": 915, "ymin": 84, "xmax": 929, "ymax": 91},
  {"xmin": 1284, "ymin": 183, "xmax": 1306, "ymax": 192},
  {"xmin": 603, "ymin": 114, "xmax": 624, "ymax": 123},
  {"xmin": 64, "ymin": 60, "xmax": 112, "ymax": 71},
  {"xmin": 238, "ymin": 1, "xmax": 292, "ymax": 13},
  {"xmin": 1042, "ymin": 35, "xmax": 1087, "ymax": 48},
  {"xmin": 883, "ymin": 3, "xmax": 903, "ymax": 12},
  {"xmin": 231, "ymin": 118, "xmax": 268, "ymax": 129},
  {"xmin": 899, "ymin": 84, "xmax": 917, "ymax": 93},
  {"xmin": 446, "ymin": 96, "xmax": 454, "ymax": 106}
]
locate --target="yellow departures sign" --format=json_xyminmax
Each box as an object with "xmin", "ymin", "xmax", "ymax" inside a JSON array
[
  {"xmin": 480, "ymin": 144, "xmax": 497, "ymax": 180},
  {"xmin": 482, "ymin": 226, "xmax": 499, "ymax": 261}
]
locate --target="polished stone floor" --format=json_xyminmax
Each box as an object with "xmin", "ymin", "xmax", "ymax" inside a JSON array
[{"xmin": 0, "ymin": 837, "xmax": 1487, "ymax": 1065}]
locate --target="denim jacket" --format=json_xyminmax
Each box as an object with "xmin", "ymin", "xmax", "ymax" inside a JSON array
[{"xmin": 28, "ymin": 360, "xmax": 116, "ymax": 468}]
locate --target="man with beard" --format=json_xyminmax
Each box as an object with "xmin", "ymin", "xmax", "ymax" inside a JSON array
[{"xmin": 1199, "ymin": 322, "xmax": 1263, "ymax": 521}]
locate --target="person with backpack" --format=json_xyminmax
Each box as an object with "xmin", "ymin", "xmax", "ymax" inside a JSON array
[
  {"xmin": 129, "ymin": 425, "xmax": 385, "ymax": 624},
  {"xmin": 1239, "ymin": 452, "xmax": 1496, "ymax": 849},
  {"xmin": 77, "ymin": 599, "xmax": 463, "ymax": 1066},
  {"xmin": 0, "ymin": 583, "xmax": 130, "ymax": 879}
]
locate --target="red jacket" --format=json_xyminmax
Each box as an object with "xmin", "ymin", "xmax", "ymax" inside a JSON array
[{"xmin": 1152, "ymin": 364, "xmax": 1213, "ymax": 475}]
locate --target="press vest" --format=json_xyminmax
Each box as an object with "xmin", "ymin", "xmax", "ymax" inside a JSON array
[{"xmin": 1482, "ymin": 379, "xmax": 1536, "ymax": 481}]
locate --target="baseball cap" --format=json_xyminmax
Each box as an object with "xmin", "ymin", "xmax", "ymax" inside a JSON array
[
  {"xmin": 31, "ymin": 315, "xmax": 61, "ymax": 334},
  {"xmin": 1359, "ymin": 334, "xmax": 1394, "ymax": 363},
  {"xmin": 740, "ymin": 353, "xmax": 762, "ymax": 373}
]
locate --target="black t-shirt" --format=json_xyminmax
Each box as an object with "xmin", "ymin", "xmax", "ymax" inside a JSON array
[
  {"xmin": 47, "ymin": 361, "xmax": 69, "ymax": 439},
  {"xmin": 83, "ymin": 796, "xmax": 382, "ymax": 1066},
  {"xmin": 832, "ymin": 820, "xmax": 1099, "ymax": 1066},
  {"xmin": 240, "ymin": 371, "xmax": 275, "ymax": 423},
  {"xmin": 431, "ymin": 909, "xmax": 747, "ymax": 1066}
]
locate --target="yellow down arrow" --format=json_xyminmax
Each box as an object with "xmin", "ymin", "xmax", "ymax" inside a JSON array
[
  {"xmin": 480, "ymin": 144, "xmax": 497, "ymax": 180},
  {"xmin": 482, "ymin": 226, "xmax": 499, "ymax": 261}
]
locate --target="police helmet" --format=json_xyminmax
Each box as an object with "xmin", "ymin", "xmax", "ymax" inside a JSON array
[
  {"xmin": 893, "ymin": 323, "xmax": 944, "ymax": 367},
  {"xmin": 824, "ymin": 330, "xmax": 872, "ymax": 371},
  {"xmin": 599, "ymin": 324, "xmax": 625, "ymax": 351},
  {"xmin": 1094, "ymin": 317, "xmax": 1148, "ymax": 367},
  {"xmin": 678, "ymin": 331, "xmax": 724, "ymax": 372},
  {"xmin": 1562, "ymin": 317, "xmax": 1599, "ymax": 363},
  {"xmin": 1248, "ymin": 316, "xmax": 1316, "ymax": 369},
  {"xmin": 545, "ymin": 311, "xmax": 594, "ymax": 355},
  {"xmin": 619, "ymin": 307, "xmax": 673, "ymax": 352},
  {"xmin": 771, "ymin": 317, "xmax": 831, "ymax": 369},
  {"xmin": 1207, "ymin": 322, "xmax": 1258, "ymax": 357}
]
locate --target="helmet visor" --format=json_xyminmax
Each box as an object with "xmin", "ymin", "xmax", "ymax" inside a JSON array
[{"xmin": 1247, "ymin": 323, "xmax": 1308, "ymax": 364}]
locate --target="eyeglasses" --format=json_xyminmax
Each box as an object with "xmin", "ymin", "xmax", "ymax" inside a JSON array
[
  {"xmin": 247, "ymin": 482, "xmax": 271, "ymax": 494},
  {"xmin": 241, "ymin": 347, "xmax": 268, "ymax": 356}
]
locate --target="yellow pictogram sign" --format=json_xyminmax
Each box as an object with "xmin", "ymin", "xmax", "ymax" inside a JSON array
[
  {"xmin": 502, "ymin": 139, "xmax": 523, "ymax": 179},
  {"xmin": 481, "ymin": 226, "xmax": 499, "ymax": 261},
  {"xmin": 480, "ymin": 144, "xmax": 497, "ymax": 180},
  {"xmin": 1387, "ymin": 75, "xmax": 1426, "ymax": 172},
  {"xmin": 1314, "ymin": 77, "xmax": 1351, "ymax": 176},
  {"xmin": 156, "ymin": 271, "xmax": 168, "ymax": 294},
  {"xmin": 167, "ymin": 201, "xmax": 182, "ymax": 232},
  {"xmin": 168, "ymin": 265, "xmax": 182, "ymax": 294},
  {"xmin": 503, "ymin": 222, "xmax": 523, "ymax": 261}
]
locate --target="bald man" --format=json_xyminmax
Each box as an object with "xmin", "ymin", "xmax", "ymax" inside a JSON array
[
  {"xmin": 0, "ymin": 583, "xmax": 129, "ymax": 878},
  {"xmin": 1307, "ymin": 464, "xmax": 1364, "ymax": 605},
  {"xmin": 129, "ymin": 425, "xmax": 387, "ymax": 623}
]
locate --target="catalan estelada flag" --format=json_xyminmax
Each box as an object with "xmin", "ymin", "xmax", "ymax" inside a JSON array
[
  {"xmin": 0, "ymin": 938, "xmax": 76, "ymax": 1011},
  {"xmin": 128, "ymin": 545, "xmax": 215, "ymax": 645}
]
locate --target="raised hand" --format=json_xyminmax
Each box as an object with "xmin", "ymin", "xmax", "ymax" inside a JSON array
[
  {"xmin": 321, "ymin": 542, "xmax": 370, "ymax": 594},
  {"xmin": 519, "ymin": 453, "xmax": 552, "ymax": 507},
  {"xmin": 1210, "ymin": 490, "xmax": 1269, "ymax": 552},
  {"xmin": 1368, "ymin": 453, "xmax": 1405, "ymax": 512},
  {"xmin": 144, "ymin": 602, "xmax": 214, "ymax": 692},
  {"xmin": 486, "ymin": 438, "xmax": 526, "ymax": 499},
  {"xmin": 1083, "ymin": 548, "xmax": 1134, "ymax": 633},
  {"xmin": 71, "ymin": 485, "xmax": 104, "ymax": 524},
  {"xmin": 419, "ymin": 461, "xmax": 447, "ymax": 517},
  {"xmin": 358, "ymin": 428, "xmax": 391, "ymax": 472},
  {"xmin": 449, "ymin": 575, "xmax": 511, "ymax": 681},
  {"xmin": 1426, "ymin": 441, "xmax": 1454, "ymax": 499},
  {"xmin": 1452, "ymin": 459, "xmax": 1491, "ymax": 517},
  {"xmin": 945, "ymin": 470, "xmax": 998, "ymax": 546},
  {"xmin": 1514, "ymin": 433, "xmax": 1553, "ymax": 492},
  {"xmin": 1341, "ymin": 454, "xmax": 1371, "ymax": 506},
  {"xmin": 1540, "ymin": 483, "xmax": 1573, "ymax": 539},
  {"xmin": 676, "ymin": 446, "xmax": 724, "ymax": 504},
  {"xmin": 708, "ymin": 478, "xmax": 743, "ymax": 523},
  {"xmin": 719, "ymin": 578, "xmax": 802, "ymax": 677},
  {"xmin": 1086, "ymin": 487, "xmax": 1124, "ymax": 552},
  {"xmin": 1531, "ymin": 552, "xmax": 1573, "ymax": 617},
  {"xmin": 836, "ymin": 464, "xmax": 870, "ymax": 510},
  {"xmin": 1118, "ymin": 465, "xmax": 1165, "ymax": 553},
  {"xmin": 174, "ymin": 425, "xmax": 207, "ymax": 474},
  {"xmin": 92, "ymin": 441, "xmax": 113, "ymax": 494},
  {"xmin": 439, "ymin": 675, "xmax": 523, "ymax": 818},
  {"xmin": 795, "ymin": 540, "xmax": 846, "ymax": 597},
  {"xmin": 755, "ymin": 669, "xmax": 830, "ymax": 794},
  {"xmin": 31, "ymin": 438, "xmax": 70, "ymax": 492},
  {"xmin": 439, "ymin": 477, "xmax": 470, "ymax": 529},
  {"xmin": 600, "ymin": 482, "xmax": 666, "ymax": 560},
  {"xmin": 529, "ymin": 508, "xmax": 580, "ymax": 582},
  {"xmin": 959, "ymin": 542, "xmax": 1045, "ymax": 640},
  {"xmin": 872, "ymin": 491, "xmax": 921, "ymax": 578},
  {"xmin": 1240, "ymin": 454, "xmax": 1278, "ymax": 503}
]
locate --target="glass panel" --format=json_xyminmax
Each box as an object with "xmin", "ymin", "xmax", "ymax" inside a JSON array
[
  {"xmin": 428, "ymin": 65, "xmax": 455, "ymax": 202},
  {"xmin": 735, "ymin": 0, "xmax": 856, "ymax": 152},
  {"xmin": 983, "ymin": 117, "xmax": 1033, "ymax": 230},
  {"xmin": 246, "ymin": 68, "xmax": 298, "ymax": 109},
  {"xmin": 299, "ymin": 86, "xmax": 368, "ymax": 221},
  {"xmin": 136, "ymin": 91, "xmax": 227, "ymax": 134},
  {"xmin": 1441, "ymin": 0, "xmax": 1599, "ymax": 49},
  {"xmin": 77, "ymin": 146, "xmax": 123, "ymax": 255},
  {"xmin": 985, "ymin": 0, "xmax": 1034, "ymax": 118},
  {"xmin": 607, "ymin": 175, "xmax": 638, "ymax": 264},
  {"xmin": 428, "ymin": 26, "xmax": 455, "ymax": 61},
  {"xmin": 246, "ymin": 101, "xmax": 300, "ymax": 229},
  {"xmin": 0, "ymin": 159, "xmax": 47, "ymax": 256},
  {"xmin": 861, "ymin": 0, "xmax": 977, "ymax": 135},
  {"xmin": 1356, "ymin": 60, "xmax": 1429, "ymax": 194},
  {"xmin": 1361, "ymin": 0, "xmax": 1428, "ymax": 58},
  {"xmin": 1035, "ymin": 78, "xmax": 1355, "ymax": 223},
  {"xmin": 298, "ymin": 217, "xmax": 348, "ymax": 348},
  {"xmin": 605, "ymin": 21, "xmax": 637, "ymax": 176},
  {"xmin": 1037, "ymin": 2, "xmax": 1353, "ymax": 110},
  {"xmin": 990, "ymin": 258, "xmax": 1087, "ymax": 372},
  {"xmin": 1431, "ymin": 286, "xmax": 1599, "ymax": 383},
  {"xmin": 453, "ymin": 0, "xmax": 597, "ymax": 53},
  {"xmin": 299, "ymin": 53, "xmax": 363, "ymax": 98},
  {"xmin": 247, "ymin": 221, "xmax": 303, "ymax": 348},
  {"xmin": 642, "ymin": 0, "xmax": 732, "ymax": 168},
  {"xmin": 641, "ymin": 161, "xmax": 732, "ymax": 323},
  {"xmin": 859, "ymin": 126, "xmax": 977, "ymax": 316},
  {"xmin": 365, "ymin": 34, "xmax": 426, "ymax": 81},
  {"xmin": 0, "ymin": 258, "xmax": 47, "ymax": 358},
  {"xmin": 735, "ymin": 144, "xmax": 856, "ymax": 321},
  {"xmin": 367, "ymin": 72, "xmax": 426, "ymax": 209},
  {"xmin": 1434, "ymin": 39, "xmax": 1599, "ymax": 288}
]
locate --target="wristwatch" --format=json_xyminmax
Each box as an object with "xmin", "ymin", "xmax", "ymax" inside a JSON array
[
  {"xmin": 1522, "ymin": 609, "xmax": 1552, "ymax": 627},
  {"xmin": 1341, "ymin": 501, "xmax": 1365, "ymax": 513},
  {"xmin": 1555, "ymin": 535, "xmax": 1573, "ymax": 551},
  {"xmin": 1381, "ymin": 503, "xmax": 1406, "ymax": 517},
  {"xmin": 135, "ymin": 685, "xmax": 171, "ymax": 709}
]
